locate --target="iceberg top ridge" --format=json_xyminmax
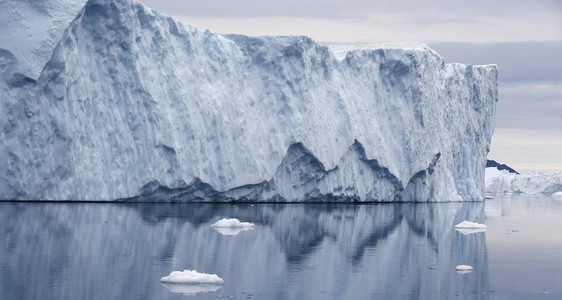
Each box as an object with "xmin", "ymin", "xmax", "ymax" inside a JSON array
[{"xmin": 0, "ymin": 0, "xmax": 490, "ymax": 83}]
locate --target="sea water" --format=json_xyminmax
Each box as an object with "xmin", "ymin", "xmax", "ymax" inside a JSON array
[{"xmin": 0, "ymin": 195, "xmax": 560, "ymax": 299}]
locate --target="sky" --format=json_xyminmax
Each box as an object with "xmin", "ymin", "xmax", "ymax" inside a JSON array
[{"xmin": 140, "ymin": 0, "xmax": 562, "ymax": 171}]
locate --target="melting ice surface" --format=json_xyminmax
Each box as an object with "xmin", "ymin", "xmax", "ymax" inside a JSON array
[{"xmin": 1, "ymin": 194, "xmax": 561, "ymax": 299}]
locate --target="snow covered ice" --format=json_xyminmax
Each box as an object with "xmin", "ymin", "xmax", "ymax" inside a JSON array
[
  {"xmin": 454, "ymin": 221, "xmax": 487, "ymax": 234},
  {"xmin": 212, "ymin": 218, "xmax": 255, "ymax": 235},
  {"xmin": 159, "ymin": 270, "xmax": 224, "ymax": 285},
  {"xmin": 454, "ymin": 221, "xmax": 487, "ymax": 229},
  {"xmin": 0, "ymin": 0, "xmax": 498, "ymax": 202}
]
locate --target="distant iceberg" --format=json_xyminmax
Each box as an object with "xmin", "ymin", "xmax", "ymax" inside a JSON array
[
  {"xmin": 159, "ymin": 270, "xmax": 224, "ymax": 285},
  {"xmin": 485, "ymin": 168, "xmax": 562, "ymax": 195}
]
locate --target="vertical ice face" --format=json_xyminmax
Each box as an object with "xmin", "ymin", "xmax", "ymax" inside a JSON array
[{"xmin": 0, "ymin": 0, "xmax": 498, "ymax": 201}]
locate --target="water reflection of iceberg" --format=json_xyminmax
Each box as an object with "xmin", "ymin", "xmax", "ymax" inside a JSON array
[
  {"xmin": 455, "ymin": 228, "xmax": 487, "ymax": 235},
  {"xmin": 0, "ymin": 201, "xmax": 491, "ymax": 299},
  {"xmin": 160, "ymin": 283, "xmax": 222, "ymax": 295},
  {"xmin": 213, "ymin": 226, "xmax": 254, "ymax": 236}
]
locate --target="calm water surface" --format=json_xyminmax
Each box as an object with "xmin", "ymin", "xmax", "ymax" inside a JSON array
[{"xmin": 1, "ymin": 195, "xmax": 561, "ymax": 299}]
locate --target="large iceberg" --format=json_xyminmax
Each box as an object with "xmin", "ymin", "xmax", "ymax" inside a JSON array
[{"xmin": 0, "ymin": 0, "xmax": 498, "ymax": 201}]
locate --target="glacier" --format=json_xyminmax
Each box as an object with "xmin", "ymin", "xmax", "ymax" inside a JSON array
[{"xmin": 0, "ymin": 0, "xmax": 498, "ymax": 201}]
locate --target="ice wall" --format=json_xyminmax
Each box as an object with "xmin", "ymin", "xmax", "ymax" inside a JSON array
[{"xmin": 0, "ymin": 0, "xmax": 498, "ymax": 201}]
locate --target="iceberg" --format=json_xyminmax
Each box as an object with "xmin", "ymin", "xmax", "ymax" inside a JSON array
[
  {"xmin": 0, "ymin": 0, "xmax": 498, "ymax": 201},
  {"xmin": 159, "ymin": 270, "xmax": 224, "ymax": 285},
  {"xmin": 485, "ymin": 168, "xmax": 562, "ymax": 195}
]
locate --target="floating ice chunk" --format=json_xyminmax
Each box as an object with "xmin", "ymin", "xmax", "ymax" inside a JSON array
[
  {"xmin": 454, "ymin": 221, "xmax": 487, "ymax": 229},
  {"xmin": 161, "ymin": 283, "xmax": 222, "ymax": 295},
  {"xmin": 212, "ymin": 218, "xmax": 255, "ymax": 235},
  {"xmin": 456, "ymin": 265, "xmax": 474, "ymax": 273},
  {"xmin": 212, "ymin": 218, "xmax": 255, "ymax": 228},
  {"xmin": 485, "ymin": 195, "xmax": 494, "ymax": 199},
  {"xmin": 552, "ymin": 192, "xmax": 562, "ymax": 198},
  {"xmin": 159, "ymin": 270, "xmax": 224, "ymax": 285}
]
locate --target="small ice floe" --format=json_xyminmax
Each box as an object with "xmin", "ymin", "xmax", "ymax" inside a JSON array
[
  {"xmin": 454, "ymin": 221, "xmax": 487, "ymax": 234},
  {"xmin": 212, "ymin": 218, "xmax": 255, "ymax": 236},
  {"xmin": 552, "ymin": 191, "xmax": 562, "ymax": 198},
  {"xmin": 485, "ymin": 195, "xmax": 494, "ymax": 199},
  {"xmin": 160, "ymin": 270, "xmax": 224, "ymax": 284},
  {"xmin": 456, "ymin": 265, "xmax": 474, "ymax": 273},
  {"xmin": 538, "ymin": 289, "xmax": 549, "ymax": 295}
]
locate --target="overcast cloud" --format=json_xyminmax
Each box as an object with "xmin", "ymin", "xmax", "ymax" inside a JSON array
[{"xmin": 140, "ymin": 0, "xmax": 562, "ymax": 20}]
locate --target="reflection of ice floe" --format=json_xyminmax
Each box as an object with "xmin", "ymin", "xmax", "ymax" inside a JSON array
[
  {"xmin": 213, "ymin": 226, "xmax": 254, "ymax": 236},
  {"xmin": 456, "ymin": 265, "xmax": 474, "ymax": 273},
  {"xmin": 454, "ymin": 221, "xmax": 487, "ymax": 229},
  {"xmin": 161, "ymin": 282, "xmax": 222, "ymax": 295},
  {"xmin": 455, "ymin": 228, "xmax": 487, "ymax": 235},
  {"xmin": 212, "ymin": 218, "xmax": 255, "ymax": 235},
  {"xmin": 160, "ymin": 270, "xmax": 224, "ymax": 284}
]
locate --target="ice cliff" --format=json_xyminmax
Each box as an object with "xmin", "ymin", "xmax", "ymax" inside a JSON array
[{"xmin": 0, "ymin": 0, "xmax": 498, "ymax": 201}]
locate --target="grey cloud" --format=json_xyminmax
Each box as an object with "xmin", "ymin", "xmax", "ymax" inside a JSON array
[
  {"xmin": 495, "ymin": 84, "xmax": 562, "ymax": 131},
  {"xmin": 139, "ymin": 0, "xmax": 561, "ymax": 19},
  {"xmin": 430, "ymin": 41, "xmax": 562, "ymax": 84}
]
